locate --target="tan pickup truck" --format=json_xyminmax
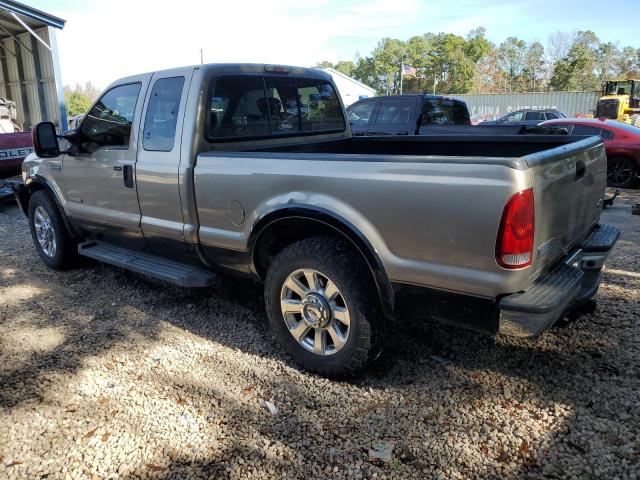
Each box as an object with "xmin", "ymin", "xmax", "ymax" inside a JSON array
[{"xmin": 15, "ymin": 63, "xmax": 619, "ymax": 377}]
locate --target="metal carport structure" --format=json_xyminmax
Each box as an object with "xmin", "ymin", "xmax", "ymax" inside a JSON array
[{"xmin": 0, "ymin": 1, "xmax": 65, "ymax": 131}]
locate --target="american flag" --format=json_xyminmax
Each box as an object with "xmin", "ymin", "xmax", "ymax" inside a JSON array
[{"xmin": 402, "ymin": 64, "xmax": 417, "ymax": 77}]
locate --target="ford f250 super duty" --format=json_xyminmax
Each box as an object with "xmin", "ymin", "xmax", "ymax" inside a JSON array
[{"xmin": 15, "ymin": 64, "xmax": 619, "ymax": 377}]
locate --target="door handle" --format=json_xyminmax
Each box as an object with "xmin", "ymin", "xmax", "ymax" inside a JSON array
[
  {"xmin": 396, "ymin": 131, "xmax": 409, "ymax": 135},
  {"xmin": 123, "ymin": 165, "xmax": 134, "ymax": 188},
  {"xmin": 575, "ymin": 160, "xmax": 586, "ymax": 180}
]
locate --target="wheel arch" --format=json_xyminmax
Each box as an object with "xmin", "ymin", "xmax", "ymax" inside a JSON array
[
  {"xmin": 249, "ymin": 205, "xmax": 395, "ymax": 320},
  {"xmin": 20, "ymin": 175, "xmax": 77, "ymax": 237}
]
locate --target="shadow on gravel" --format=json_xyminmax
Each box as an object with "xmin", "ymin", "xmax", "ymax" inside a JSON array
[{"xmin": 2, "ymin": 199, "xmax": 638, "ymax": 477}]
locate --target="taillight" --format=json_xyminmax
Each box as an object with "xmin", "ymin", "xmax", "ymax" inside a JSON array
[{"xmin": 496, "ymin": 189, "xmax": 535, "ymax": 269}]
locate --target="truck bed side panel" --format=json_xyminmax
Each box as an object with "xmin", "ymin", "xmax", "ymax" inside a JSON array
[{"xmin": 194, "ymin": 153, "xmax": 533, "ymax": 298}]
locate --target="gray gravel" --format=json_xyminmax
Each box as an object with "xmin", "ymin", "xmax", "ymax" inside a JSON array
[{"xmin": 0, "ymin": 189, "xmax": 639, "ymax": 479}]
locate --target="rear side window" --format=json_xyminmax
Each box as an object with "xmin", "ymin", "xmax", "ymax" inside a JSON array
[
  {"xmin": 208, "ymin": 75, "xmax": 344, "ymax": 140},
  {"xmin": 374, "ymin": 97, "xmax": 414, "ymax": 125},
  {"xmin": 600, "ymin": 128, "xmax": 614, "ymax": 140},
  {"xmin": 525, "ymin": 111, "xmax": 543, "ymax": 121},
  {"xmin": 544, "ymin": 112, "xmax": 559, "ymax": 120},
  {"xmin": 573, "ymin": 125, "xmax": 602, "ymax": 136},
  {"xmin": 143, "ymin": 76, "xmax": 185, "ymax": 151},
  {"xmin": 422, "ymin": 98, "xmax": 469, "ymax": 125},
  {"xmin": 347, "ymin": 100, "xmax": 376, "ymax": 126}
]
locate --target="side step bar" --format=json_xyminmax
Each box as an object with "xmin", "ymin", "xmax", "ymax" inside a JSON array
[{"xmin": 78, "ymin": 241, "xmax": 216, "ymax": 288}]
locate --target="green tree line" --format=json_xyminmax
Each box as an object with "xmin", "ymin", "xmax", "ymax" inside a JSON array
[{"xmin": 317, "ymin": 28, "xmax": 640, "ymax": 95}]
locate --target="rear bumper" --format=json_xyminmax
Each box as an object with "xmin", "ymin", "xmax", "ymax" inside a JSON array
[{"xmin": 498, "ymin": 224, "xmax": 620, "ymax": 337}]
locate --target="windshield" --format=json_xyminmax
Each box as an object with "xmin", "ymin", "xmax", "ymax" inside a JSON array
[
  {"xmin": 421, "ymin": 98, "xmax": 470, "ymax": 125},
  {"xmin": 605, "ymin": 81, "xmax": 633, "ymax": 96}
]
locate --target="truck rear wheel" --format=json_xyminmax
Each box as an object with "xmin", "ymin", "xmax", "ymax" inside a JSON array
[
  {"xmin": 264, "ymin": 237, "xmax": 380, "ymax": 378},
  {"xmin": 28, "ymin": 190, "xmax": 77, "ymax": 269}
]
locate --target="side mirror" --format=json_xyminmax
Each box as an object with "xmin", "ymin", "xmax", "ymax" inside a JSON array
[{"xmin": 32, "ymin": 121, "xmax": 60, "ymax": 158}]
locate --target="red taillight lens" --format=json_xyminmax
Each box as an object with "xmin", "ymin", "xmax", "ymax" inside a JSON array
[{"xmin": 496, "ymin": 189, "xmax": 535, "ymax": 269}]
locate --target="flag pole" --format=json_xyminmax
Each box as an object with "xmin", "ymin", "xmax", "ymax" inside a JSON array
[{"xmin": 400, "ymin": 57, "xmax": 404, "ymax": 95}]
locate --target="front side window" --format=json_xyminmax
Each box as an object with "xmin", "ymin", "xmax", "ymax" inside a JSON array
[
  {"xmin": 375, "ymin": 98, "xmax": 413, "ymax": 125},
  {"xmin": 81, "ymin": 83, "xmax": 141, "ymax": 152},
  {"xmin": 503, "ymin": 112, "xmax": 524, "ymax": 122},
  {"xmin": 348, "ymin": 100, "xmax": 375, "ymax": 126},
  {"xmin": 143, "ymin": 76, "xmax": 185, "ymax": 151},
  {"xmin": 208, "ymin": 75, "xmax": 344, "ymax": 140}
]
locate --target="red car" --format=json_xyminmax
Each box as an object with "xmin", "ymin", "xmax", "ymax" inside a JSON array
[
  {"xmin": 542, "ymin": 117, "xmax": 640, "ymax": 189},
  {"xmin": 0, "ymin": 131, "xmax": 33, "ymax": 179}
]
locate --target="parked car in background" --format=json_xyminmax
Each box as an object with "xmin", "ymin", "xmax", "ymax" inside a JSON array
[
  {"xmin": 17, "ymin": 64, "xmax": 618, "ymax": 377},
  {"xmin": 347, "ymin": 94, "xmax": 470, "ymax": 136},
  {"xmin": 481, "ymin": 109, "xmax": 567, "ymax": 126},
  {"xmin": 542, "ymin": 117, "xmax": 640, "ymax": 188},
  {"xmin": 0, "ymin": 131, "xmax": 33, "ymax": 178}
]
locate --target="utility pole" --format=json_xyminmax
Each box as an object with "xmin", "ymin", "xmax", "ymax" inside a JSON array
[
  {"xmin": 200, "ymin": 49, "xmax": 203, "ymax": 65},
  {"xmin": 433, "ymin": 75, "xmax": 437, "ymax": 95}
]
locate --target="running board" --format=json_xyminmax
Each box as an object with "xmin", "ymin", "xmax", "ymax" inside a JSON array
[{"xmin": 78, "ymin": 241, "xmax": 216, "ymax": 288}]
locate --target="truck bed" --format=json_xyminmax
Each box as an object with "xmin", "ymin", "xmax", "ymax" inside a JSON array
[
  {"xmin": 252, "ymin": 134, "xmax": 589, "ymax": 159},
  {"xmin": 195, "ymin": 134, "xmax": 605, "ymax": 299}
]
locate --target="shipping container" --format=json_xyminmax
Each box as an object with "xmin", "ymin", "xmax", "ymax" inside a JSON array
[{"xmin": 448, "ymin": 92, "xmax": 600, "ymax": 124}]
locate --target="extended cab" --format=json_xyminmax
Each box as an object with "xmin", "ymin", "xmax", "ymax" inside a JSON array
[{"xmin": 17, "ymin": 64, "xmax": 619, "ymax": 377}]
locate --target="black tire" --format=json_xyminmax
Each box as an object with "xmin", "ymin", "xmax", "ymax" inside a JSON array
[
  {"xmin": 607, "ymin": 156, "xmax": 638, "ymax": 189},
  {"xmin": 28, "ymin": 189, "xmax": 77, "ymax": 269},
  {"xmin": 264, "ymin": 236, "xmax": 381, "ymax": 378}
]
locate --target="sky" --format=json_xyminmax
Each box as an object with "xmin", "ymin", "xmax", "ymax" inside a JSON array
[{"xmin": 28, "ymin": 0, "xmax": 640, "ymax": 89}]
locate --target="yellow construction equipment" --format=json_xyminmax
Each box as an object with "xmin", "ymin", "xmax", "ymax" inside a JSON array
[{"xmin": 595, "ymin": 79, "xmax": 640, "ymax": 126}]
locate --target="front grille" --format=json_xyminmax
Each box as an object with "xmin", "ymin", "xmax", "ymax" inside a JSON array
[{"xmin": 595, "ymin": 99, "xmax": 619, "ymax": 119}]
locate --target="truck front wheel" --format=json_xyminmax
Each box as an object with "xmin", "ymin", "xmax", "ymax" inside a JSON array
[
  {"xmin": 264, "ymin": 236, "xmax": 380, "ymax": 378},
  {"xmin": 28, "ymin": 190, "xmax": 77, "ymax": 269}
]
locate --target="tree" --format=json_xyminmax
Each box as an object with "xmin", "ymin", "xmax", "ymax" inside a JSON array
[
  {"xmin": 64, "ymin": 90, "xmax": 92, "ymax": 116},
  {"xmin": 523, "ymin": 41, "xmax": 545, "ymax": 91},
  {"xmin": 616, "ymin": 47, "xmax": 640, "ymax": 77},
  {"xmin": 314, "ymin": 60, "xmax": 334, "ymax": 69},
  {"xmin": 550, "ymin": 31, "xmax": 600, "ymax": 90},
  {"xmin": 329, "ymin": 27, "xmax": 639, "ymax": 95},
  {"xmin": 498, "ymin": 37, "xmax": 527, "ymax": 92}
]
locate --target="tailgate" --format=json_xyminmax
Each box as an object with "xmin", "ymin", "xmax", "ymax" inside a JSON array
[{"xmin": 525, "ymin": 136, "xmax": 606, "ymax": 276}]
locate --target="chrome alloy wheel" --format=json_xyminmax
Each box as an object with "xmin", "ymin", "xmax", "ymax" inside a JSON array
[
  {"xmin": 33, "ymin": 206, "xmax": 56, "ymax": 258},
  {"xmin": 280, "ymin": 268, "xmax": 350, "ymax": 355}
]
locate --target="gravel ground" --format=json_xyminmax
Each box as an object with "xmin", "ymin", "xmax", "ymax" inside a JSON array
[{"xmin": 0, "ymin": 190, "xmax": 639, "ymax": 480}]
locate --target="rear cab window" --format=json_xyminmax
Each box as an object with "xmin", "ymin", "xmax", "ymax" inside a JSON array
[{"xmin": 207, "ymin": 75, "xmax": 345, "ymax": 140}]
